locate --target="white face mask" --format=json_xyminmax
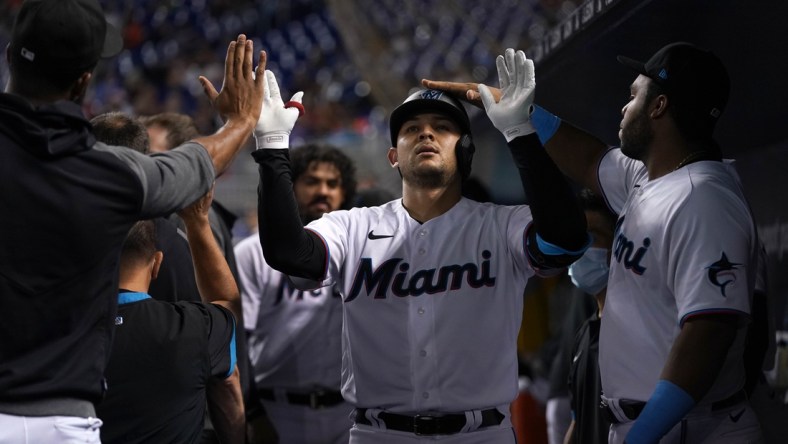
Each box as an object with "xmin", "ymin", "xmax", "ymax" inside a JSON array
[{"xmin": 569, "ymin": 247, "xmax": 610, "ymax": 295}]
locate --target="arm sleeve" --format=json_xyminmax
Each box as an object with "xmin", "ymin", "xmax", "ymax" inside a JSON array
[
  {"xmin": 508, "ymin": 133, "xmax": 589, "ymax": 269},
  {"xmin": 251, "ymin": 149, "xmax": 326, "ymax": 281},
  {"xmin": 97, "ymin": 142, "xmax": 215, "ymax": 217}
]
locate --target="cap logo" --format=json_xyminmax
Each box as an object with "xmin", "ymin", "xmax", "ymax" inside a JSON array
[
  {"xmin": 658, "ymin": 68, "xmax": 668, "ymax": 80},
  {"xmin": 20, "ymin": 47, "xmax": 35, "ymax": 62},
  {"xmin": 710, "ymin": 108, "xmax": 721, "ymax": 118},
  {"xmin": 420, "ymin": 90, "xmax": 443, "ymax": 100}
]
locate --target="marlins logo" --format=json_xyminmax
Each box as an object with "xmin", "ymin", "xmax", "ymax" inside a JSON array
[
  {"xmin": 706, "ymin": 252, "xmax": 741, "ymax": 297},
  {"xmin": 420, "ymin": 90, "xmax": 444, "ymax": 100}
]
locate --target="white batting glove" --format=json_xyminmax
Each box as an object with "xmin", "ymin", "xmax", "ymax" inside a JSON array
[
  {"xmin": 478, "ymin": 48, "xmax": 536, "ymax": 142},
  {"xmin": 253, "ymin": 70, "xmax": 304, "ymax": 149}
]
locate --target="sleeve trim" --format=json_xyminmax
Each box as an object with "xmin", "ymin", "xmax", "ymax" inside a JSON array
[
  {"xmin": 679, "ymin": 308, "xmax": 749, "ymax": 327},
  {"xmin": 225, "ymin": 313, "xmax": 237, "ymax": 378}
]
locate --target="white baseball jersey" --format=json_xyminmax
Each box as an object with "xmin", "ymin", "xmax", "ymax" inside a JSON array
[
  {"xmin": 234, "ymin": 234, "xmax": 343, "ymax": 390},
  {"xmin": 292, "ymin": 197, "xmax": 536, "ymax": 413},
  {"xmin": 597, "ymin": 148, "xmax": 757, "ymax": 403}
]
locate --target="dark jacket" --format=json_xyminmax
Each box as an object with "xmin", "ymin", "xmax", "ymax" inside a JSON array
[{"xmin": 0, "ymin": 93, "xmax": 214, "ymax": 404}]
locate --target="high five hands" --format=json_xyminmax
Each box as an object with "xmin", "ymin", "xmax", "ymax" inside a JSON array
[
  {"xmin": 254, "ymin": 70, "xmax": 304, "ymax": 149},
  {"xmin": 199, "ymin": 34, "xmax": 266, "ymax": 127},
  {"xmin": 424, "ymin": 48, "xmax": 535, "ymax": 142}
]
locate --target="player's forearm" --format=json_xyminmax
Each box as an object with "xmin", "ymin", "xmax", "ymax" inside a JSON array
[
  {"xmin": 193, "ymin": 117, "xmax": 256, "ymax": 176},
  {"xmin": 252, "ymin": 149, "xmax": 326, "ymax": 280},
  {"xmin": 508, "ymin": 133, "xmax": 588, "ymax": 253},
  {"xmin": 207, "ymin": 366, "xmax": 245, "ymax": 444},
  {"xmin": 183, "ymin": 214, "xmax": 242, "ymax": 320},
  {"xmin": 626, "ymin": 314, "xmax": 740, "ymax": 443},
  {"xmin": 661, "ymin": 314, "xmax": 740, "ymax": 401},
  {"xmin": 542, "ymin": 119, "xmax": 608, "ymax": 195}
]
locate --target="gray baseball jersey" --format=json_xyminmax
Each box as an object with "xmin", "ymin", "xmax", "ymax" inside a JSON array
[
  {"xmin": 235, "ymin": 234, "xmax": 343, "ymax": 389},
  {"xmin": 290, "ymin": 197, "xmax": 537, "ymax": 413},
  {"xmin": 597, "ymin": 148, "xmax": 757, "ymax": 403},
  {"xmin": 235, "ymin": 234, "xmax": 352, "ymax": 443}
]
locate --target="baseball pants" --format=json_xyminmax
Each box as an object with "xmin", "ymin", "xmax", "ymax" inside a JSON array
[
  {"xmin": 608, "ymin": 401, "xmax": 763, "ymax": 444},
  {"xmin": 0, "ymin": 413, "xmax": 102, "ymax": 444},
  {"xmin": 261, "ymin": 399, "xmax": 352, "ymax": 444}
]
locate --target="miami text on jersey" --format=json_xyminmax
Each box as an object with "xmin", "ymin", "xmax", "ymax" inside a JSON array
[
  {"xmin": 345, "ymin": 250, "xmax": 496, "ymax": 302},
  {"xmin": 274, "ymin": 278, "xmax": 340, "ymax": 304},
  {"xmin": 613, "ymin": 216, "xmax": 649, "ymax": 275}
]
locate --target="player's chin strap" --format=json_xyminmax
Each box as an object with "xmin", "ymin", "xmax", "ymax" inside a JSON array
[{"xmin": 455, "ymin": 134, "xmax": 475, "ymax": 181}]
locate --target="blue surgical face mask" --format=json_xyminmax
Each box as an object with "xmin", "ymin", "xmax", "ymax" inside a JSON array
[{"xmin": 569, "ymin": 247, "xmax": 610, "ymax": 295}]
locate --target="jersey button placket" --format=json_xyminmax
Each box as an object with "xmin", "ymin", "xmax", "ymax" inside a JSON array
[
  {"xmin": 410, "ymin": 226, "xmax": 438, "ymax": 410},
  {"xmin": 418, "ymin": 229, "xmax": 428, "ymax": 255}
]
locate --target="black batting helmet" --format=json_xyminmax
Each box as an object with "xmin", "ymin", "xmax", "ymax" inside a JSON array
[{"xmin": 389, "ymin": 89, "xmax": 475, "ymax": 180}]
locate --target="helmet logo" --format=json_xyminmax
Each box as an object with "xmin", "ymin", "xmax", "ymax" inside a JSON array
[{"xmin": 420, "ymin": 90, "xmax": 444, "ymax": 100}]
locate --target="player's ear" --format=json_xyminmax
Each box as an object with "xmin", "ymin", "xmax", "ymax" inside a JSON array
[
  {"xmin": 650, "ymin": 93, "xmax": 669, "ymax": 119},
  {"xmin": 70, "ymin": 72, "xmax": 92, "ymax": 102},
  {"xmin": 387, "ymin": 147, "xmax": 399, "ymax": 168},
  {"xmin": 151, "ymin": 251, "xmax": 164, "ymax": 280}
]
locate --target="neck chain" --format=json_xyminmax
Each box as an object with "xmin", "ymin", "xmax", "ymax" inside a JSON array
[{"xmin": 673, "ymin": 150, "xmax": 709, "ymax": 171}]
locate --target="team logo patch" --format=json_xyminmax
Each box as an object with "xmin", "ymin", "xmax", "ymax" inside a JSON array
[
  {"xmin": 420, "ymin": 90, "xmax": 443, "ymax": 100},
  {"xmin": 706, "ymin": 252, "xmax": 741, "ymax": 297}
]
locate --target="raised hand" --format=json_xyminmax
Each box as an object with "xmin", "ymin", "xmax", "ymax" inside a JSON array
[
  {"xmin": 253, "ymin": 70, "xmax": 304, "ymax": 149},
  {"xmin": 199, "ymin": 34, "xmax": 266, "ymax": 127},
  {"xmin": 178, "ymin": 184, "xmax": 214, "ymax": 223},
  {"xmin": 421, "ymin": 79, "xmax": 502, "ymax": 110},
  {"xmin": 478, "ymin": 48, "xmax": 536, "ymax": 142}
]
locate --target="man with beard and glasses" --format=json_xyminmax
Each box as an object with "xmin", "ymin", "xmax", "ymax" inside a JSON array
[
  {"xmin": 250, "ymin": 51, "xmax": 588, "ymax": 442},
  {"xmin": 234, "ymin": 144, "xmax": 358, "ymax": 444},
  {"xmin": 425, "ymin": 43, "xmax": 762, "ymax": 444}
]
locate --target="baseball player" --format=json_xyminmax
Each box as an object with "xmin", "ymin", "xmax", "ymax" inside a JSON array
[
  {"xmin": 249, "ymin": 51, "xmax": 589, "ymax": 443},
  {"xmin": 424, "ymin": 43, "xmax": 762, "ymax": 443},
  {"xmin": 235, "ymin": 144, "xmax": 357, "ymax": 444}
]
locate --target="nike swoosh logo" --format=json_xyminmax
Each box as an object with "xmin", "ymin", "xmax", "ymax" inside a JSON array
[
  {"xmin": 368, "ymin": 230, "xmax": 394, "ymax": 240},
  {"xmin": 729, "ymin": 408, "xmax": 746, "ymax": 423}
]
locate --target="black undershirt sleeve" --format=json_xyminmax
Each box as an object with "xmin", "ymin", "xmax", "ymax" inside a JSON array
[
  {"xmin": 508, "ymin": 133, "xmax": 589, "ymax": 269},
  {"xmin": 251, "ymin": 149, "xmax": 326, "ymax": 281}
]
